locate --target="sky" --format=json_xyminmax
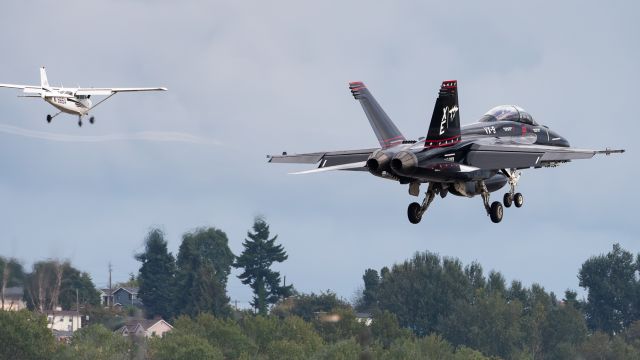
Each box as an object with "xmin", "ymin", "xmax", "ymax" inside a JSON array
[{"xmin": 0, "ymin": 1, "xmax": 637, "ymax": 308}]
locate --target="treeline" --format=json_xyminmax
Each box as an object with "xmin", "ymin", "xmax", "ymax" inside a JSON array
[
  {"xmin": 136, "ymin": 217, "xmax": 292, "ymax": 320},
  {"xmin": 353, "ymin": 243, "xmax": 640, "ymax": 359},
  {"xmin": 2, "ymin": 218, "xmax": 640, "ymax": 359}
]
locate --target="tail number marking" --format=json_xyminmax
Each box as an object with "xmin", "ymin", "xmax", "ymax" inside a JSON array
[{"xmin": 440, "ymin": 105, "xmax": 459, "ymax": 135}]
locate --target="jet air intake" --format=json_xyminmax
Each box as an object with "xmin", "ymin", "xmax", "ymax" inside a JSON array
[{"xmin": 390, "ymin": 151, "xmax": 418, "ymax": 176}]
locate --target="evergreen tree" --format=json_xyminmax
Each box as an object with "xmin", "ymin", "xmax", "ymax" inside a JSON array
[
  {"xmin": 136, "ymin": 228, "xmax": 176, "ymax": 319},
  {"xmin": 175, "ymin": 227, "xmax": 235, "ymax": 317},
  {"xmin": 234, "ymin": 217, "xmax": 292, "ymax": 315}
]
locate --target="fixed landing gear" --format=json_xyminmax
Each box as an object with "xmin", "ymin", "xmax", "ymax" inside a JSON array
[
  {"xmin": 89, "ymin": 116, "xmax": 95, "ymax": 124},
  {"xmin": 46, "ymin": 114, "xmax": 52, "ymax": 123},
  {"xmin": 407, "ymin": 183, "xmax": 437, "ymax": 224},
  {"xmin": 78, "ymin": 118, "xmax": 83, "ymax": 127}
]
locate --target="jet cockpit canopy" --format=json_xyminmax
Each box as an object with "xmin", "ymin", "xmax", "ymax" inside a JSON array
[{"xmin": 480, "ymin": 105, "xmax": 537, "ymax": 126}]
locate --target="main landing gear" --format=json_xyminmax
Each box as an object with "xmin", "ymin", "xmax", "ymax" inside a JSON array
[
  {"xmin": 77, "ymin": 115, "xmax": 95, "ymax": 127},
  {"xmin": 407, "ymin": 183, "xmax": 441, "ymax": 224},
  {"xmin": 478, "ymin": 180, "xmax": 504, "ymax": 223}
]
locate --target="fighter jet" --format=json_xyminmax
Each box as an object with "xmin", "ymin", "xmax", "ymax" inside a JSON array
[
  {"xmin": 0, "ymin": 67, "xmax": 167, "ymax": 127},
  {"xmin": 268, "ymin": 80, "xmax": 624, "ymax": 224}
]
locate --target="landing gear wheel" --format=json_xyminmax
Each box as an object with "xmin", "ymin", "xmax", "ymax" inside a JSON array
[
  {"xmin": 78, "ymin": 120, "xmax": 82, "ymax": 127},
  {"xmin": 503, "ymin": 193, "xmax": 513, "ymax": 208},
  {"xmin": 490, "ymin": 201, "xmax": 503, "ymax": 223},
  {"xmin": 514, "ymin": 193, "xmax": 524, "ymax": 208},
  {"xmin": 46, "ymin": 115, "xmax": 52, "ymax": 123},
  {"xmin": 408, "ymin": 202, "xmax": 422, "ymax": 224},
  {"xmin": 89, "ymin": 116, "xmax": 95, "ymax": 124}
]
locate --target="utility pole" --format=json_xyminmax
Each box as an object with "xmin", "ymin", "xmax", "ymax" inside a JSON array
[{"xmin": 108, "ymin": 262, "xmax": 113, "ymax": 308}]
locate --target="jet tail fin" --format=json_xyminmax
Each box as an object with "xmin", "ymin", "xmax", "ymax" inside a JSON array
[
  {"xmin": 425, "ymin": 80, "xmax": 461, "ymax": 149},
  {"xmin": 349, "ymin": 81, "xmax": 405, "ymax": 148},
  {"xmin": 40, "ymin": 67, "xmax": 49, "ymax": 89}
]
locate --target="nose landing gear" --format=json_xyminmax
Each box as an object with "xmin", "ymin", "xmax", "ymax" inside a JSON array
[{"xmin": 502, "ymin": 169, "xmax": 524, "ymax": 210}]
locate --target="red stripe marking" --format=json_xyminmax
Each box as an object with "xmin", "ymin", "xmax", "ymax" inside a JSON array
[
  {"xmin": 424, "ymin": 135, "xmax": 460, "ymax": 142},
  {"xmin": 382, "ymin": 135, "xmax": 405, "ymax": 143}
]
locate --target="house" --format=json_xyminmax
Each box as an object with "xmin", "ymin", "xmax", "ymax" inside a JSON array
[
  {"xmin": 1, "ymin": 287, "xmax": 27, "ymax": 311},
  {"xmin": 115, "ymin": 318, "xmax": 173, "ymax": 338},
  {"xmin": 99, "ymin": 288, "xmax": 114, "ymax": 306},
  {"xmin": 355, "ymin": 312, "xmax": 373, "ymax": 326},
  {"xmin": 112, "ymin": 287, "xmax": 143, "ymax": 307},
  {"xmin": 45, "ymin": 309, "xmax": 82, "ymax": 333}
]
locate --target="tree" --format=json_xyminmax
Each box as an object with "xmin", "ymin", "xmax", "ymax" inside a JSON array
[
  {"xmin": 23, "ymin": 260, "xmax": 98, "ymax": 312},
  {"xmin": 0, "ymin": 310, "xmax": 56, "ymax": 360},
  {"xmin": 578, "ymin": 243, "xmax": 638, "ymax": 334},
  {"xmin": 358, "ymin": 269, "xmax": 380, "ymax": 312},
  {"xmin": 59, "ymin": 324, "xmax": 131, "ymax": 360},
  {"xmin": 175, "ymin": 227, "xmax": 235, "ymax": 317},
  {"xmin": 148, "ymin": 332, "xmax": 223, "ymax": 360},
  {"xmin": 0, "ymin": 257, "xmax": 25, "ymax": 310},
  {"xmin": 234, "ymin": 218, "xmax": 292, "ymax": 315},
  {"xmin": 136, "ymin": 228, "xmax": 176, "ymax": 319}
]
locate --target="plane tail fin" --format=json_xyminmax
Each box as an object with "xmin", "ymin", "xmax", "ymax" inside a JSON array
[
  {"xmin": 425, "ymin": 80, "xmax": 461, "ymax": 149},
  {"xmin": 40, "ymin": 67, "xmax": 49, "ymax": 89},
  {"xmin": 349, "ymin": 81, "xmax": 405, "ymax": 148}
]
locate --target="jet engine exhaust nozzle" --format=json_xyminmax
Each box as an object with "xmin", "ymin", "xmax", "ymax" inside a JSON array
[
  {"xmin": 366, "ymin": 149, "xmax": 392, "ymax": 174},
  {"xmin": 390, "ymin": 151, "xmax": 418, "ymax": 176}
]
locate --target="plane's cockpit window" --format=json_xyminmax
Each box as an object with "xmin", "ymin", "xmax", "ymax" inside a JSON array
[{"xmin": 480, "ymin": 105, "xmax": 538, "ymax": 125}]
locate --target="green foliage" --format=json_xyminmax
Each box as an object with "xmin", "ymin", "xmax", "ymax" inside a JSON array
[
  {"xmin": 0, "ymin": 310, "xmax": 56, "ymax": 360},
  {"xmin": 58, "ymin": 324, "xmax": 131, "ymax": 360},
  {"xmin": 241, "ymin": 315, "xmax": 322, "ymax": 357},
  {"xmin": 22, "ymin": 260, "xmax": 99, "ymax": 312},
  {"xmin": 0, "ymin": 256, "xmax": 25, "ymax": 288},
  {"xmin": 358, "ymin": 269, "xmax": 380, "ymax": 312},
  {"xmin": 174, "ymin": 313, "xmax": 255, "ymax": 359},
  {"xmin": 310, "ymin": 339, "xmax": 361, "ymax": 360},
  {"xmin": 136, "ymin": 228, "xmax": 176, "ymax": 319},
  {"xmin": 370, "ymin": 310, "xmax": 412, "ymax": 349},
  {"xmin": 176, "ymin": 227, "xmax": 235, "ymax": 318},
  {"xmin": 375, "ymin": 251, "xmax": 472, "ymax": 336},
  {"xmin": 148, "ymin": 332, "xmax": 223, "ymax": 360},
  {"xmin": 59, "ymin": 267, "xmax": 100, "ymax": 310},
  {"xmin": 234, "ymin": 218, "xmax": 292, "ymax": 315},
  {"xmin": 272, "ymin": 290, "xmax": 350, "ymax": 321},
  {"xmin": 579, "ymin": 243, "xmax": 639, "ymax": 334}
]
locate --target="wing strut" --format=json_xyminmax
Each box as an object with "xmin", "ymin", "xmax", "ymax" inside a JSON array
[{"xmin": 86, "ymin": 92, "xmax": 116, "ymax": 112}]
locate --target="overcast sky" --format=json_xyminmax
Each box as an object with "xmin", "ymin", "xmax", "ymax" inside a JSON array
[{"xmin": 0, "ymin": 1, "xmax": 637, "ymax": 307}]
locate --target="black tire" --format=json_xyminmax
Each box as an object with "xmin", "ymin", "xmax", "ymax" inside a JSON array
[
  {"xmin": 408, "ymin": 202, "xmax": 422, "ymax": 224},
  {"xmin": 89, "ymin": 116, "xmax": 95, "ymax": 124},
  {"xmin": 78, "ymin": 120, "xmax": 82, "ymax": 127},
  {"xmin": 503, "ymin": 193, "xmax": 513, "ymax": 208},
  {"xmin": 514, "ymin": 193, "xmax": 524, "ymax": 208},
  {"xmin": 46, "ymin": 115, "xmax": 51, "ymax": 123},
  {"xmin": 490, "ymin": 201, "xmax": 503, "ymax": 223}
]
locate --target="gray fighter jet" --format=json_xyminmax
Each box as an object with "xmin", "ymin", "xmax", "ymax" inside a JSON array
[{"xmin": 268, "ymin": 80, "xmax": 624, "ymax": 223}]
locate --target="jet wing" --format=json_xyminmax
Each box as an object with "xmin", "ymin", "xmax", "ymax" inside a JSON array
[
  {"xmin": 268, "ymin": 148, "xmax": 377, "ymax": 172},
  {"xmin": 465, "ymin": 143, "xmax": 624, "ymax": 169},
  {"xmin": 75, "ymin": 87, "xmax": 168, "ymax": 96}
]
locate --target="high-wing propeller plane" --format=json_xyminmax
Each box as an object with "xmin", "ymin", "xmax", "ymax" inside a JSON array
[
  {"xmin": 0, "ymin": 67, "xmax": 167, "ymax": 127},
  {"xmin": 268, "ymin": 80, "xmax": 624, "ymax": 224}
]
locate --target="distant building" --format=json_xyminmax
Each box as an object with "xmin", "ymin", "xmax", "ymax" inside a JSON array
[
  {"xmin": 115, "ymin": 318, "xmax": 173, "ymax": 338},
  {"xmin": 355, "ymin": 312, "xmax": 373, "ymax": 326},
  {"xmin": 112, "ymin": 287, "xmax": 143, "ymax": 307},
  {"xmin": 1, "ymin": 287, "xmax": 27, "ymax": 311},
  {"xmin": 99, "ymin": 288, "xmax": 114, "ymax": 306},
  {"xmin": 46, "ymin": 309, "xmax": 82, "ymax": 333}
]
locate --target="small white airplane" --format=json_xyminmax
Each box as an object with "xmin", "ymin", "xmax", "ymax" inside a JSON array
[{"xmin": 0, "ymin": 67, "xmax": 167, "ymax": 127}]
